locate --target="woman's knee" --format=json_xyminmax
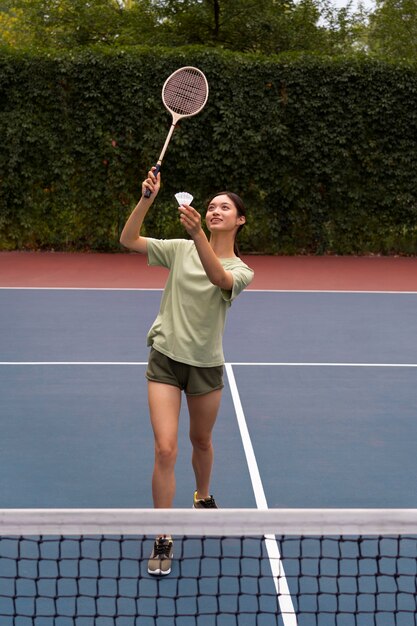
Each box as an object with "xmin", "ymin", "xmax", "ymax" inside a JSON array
[
  {"xmin": 189, "ymin": 433, "xmax": 212, "ymax": 452},
  {"xmin": 154, "ymin": 442, "xmax": 178, "ymax": 467}
]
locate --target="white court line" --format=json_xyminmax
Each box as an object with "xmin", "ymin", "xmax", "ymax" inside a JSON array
[
  {"xmin": 229, "ymin": 362, "xmax": 417, "ymax": 368},
  {"xmin": 247, "ymin": 290, "xmax": 417, "ymax": 294},
  {"xmin": 0, "ymin": 362, "xmax": 416, "ymax": 368},
  {"xmin": 0, "ymin": 287, "xmax": 163, "ymax": 291},
  {"xmin": 225, "ymin": 363, "xmax": 298, "ymax": 626},
  {"xmin": 0, "ymin": 362, "xmax": 148, "ymax": 366},
  {"xmin": 0, "ymin": 286, "xmax": 416, "ymax": 294}
]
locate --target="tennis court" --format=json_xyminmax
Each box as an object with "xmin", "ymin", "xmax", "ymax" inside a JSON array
[{"xmin": 1, "ymin": 252, "xmax": 417, "ymax": 625}]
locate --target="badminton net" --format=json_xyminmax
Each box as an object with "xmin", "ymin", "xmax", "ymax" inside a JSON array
[{"xmin": 1, "ymin": 507, "xmax": 417, "ymax": 626}]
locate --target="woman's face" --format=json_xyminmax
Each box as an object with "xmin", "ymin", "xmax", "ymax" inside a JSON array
[{"xmin": 205, "ymin": 194, "xmax": 245, "ymax": 233}]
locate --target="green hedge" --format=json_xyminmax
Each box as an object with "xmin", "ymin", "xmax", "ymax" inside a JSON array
[{"xmin": 0, "ymin": 46, "xmax": 416, "ymax": 254}]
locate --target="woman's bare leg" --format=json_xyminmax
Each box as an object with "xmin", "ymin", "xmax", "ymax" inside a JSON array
[
  {"xmin": 187, "ymin": 389, "xmax": 222, "ymax": 499},
  {"xmin": 148, "ymin": 382, "xmax": 182, "ymax": 508}
]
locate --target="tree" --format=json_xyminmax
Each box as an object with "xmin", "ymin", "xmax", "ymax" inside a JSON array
[
  {"xmin": 151, "ymin": 0, "xmax": 337, "ymax": 54},
  {"xmin": 368, "ymin": 0, "xmax": 417, "ymax": 59},
  {"xmin": 0, "ymin": 0, "xmax": 359, "ymax": 55},
  {"xmin": 0, "ymin": 0, "xmax": 157, "ymax": 49},
  {"xmin": 0, "ymin": 1, "xmax": 40, "ymax": 47},
  {"xmin": 318, "ymin": 0, "xmax": 371, "ymax": 54}
]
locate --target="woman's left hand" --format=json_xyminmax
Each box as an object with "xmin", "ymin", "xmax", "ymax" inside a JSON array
[{"xmin": 178, "ymin": 204, "xmax": 203, "ymax": 238}]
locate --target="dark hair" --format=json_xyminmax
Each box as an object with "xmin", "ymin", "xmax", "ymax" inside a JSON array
[{"xmin": 206, "ymin": 191, "xmax": 246, "ymax": 257}]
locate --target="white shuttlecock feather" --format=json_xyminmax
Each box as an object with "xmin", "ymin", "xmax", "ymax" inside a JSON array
[{"xmin": 175, "ymin": 192, "xmax": 193, "ymax": 206}]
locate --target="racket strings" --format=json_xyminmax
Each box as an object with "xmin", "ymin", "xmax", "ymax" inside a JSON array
[{"xmin": 163, "ymin": 69, "xmax": 208, "ymax": 116}]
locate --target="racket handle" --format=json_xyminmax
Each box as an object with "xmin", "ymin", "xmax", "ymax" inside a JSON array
[{"xmin": 144, "ymin": 164, "xmax": 161, "ymax": 198}]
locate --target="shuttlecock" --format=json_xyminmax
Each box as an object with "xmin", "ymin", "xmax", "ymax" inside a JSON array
[{"xmin": 175, "ymin": 191, "xmax": 193, "ymax": 206}]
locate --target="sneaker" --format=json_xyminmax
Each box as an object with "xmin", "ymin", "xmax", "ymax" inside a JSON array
[
  {"xmin": 193, "ymin": 491, "xmax": 218, "ymax": 509},
  {"xmin": 148, "ymin": 536, "xmax": 174, "ymax": 576}
]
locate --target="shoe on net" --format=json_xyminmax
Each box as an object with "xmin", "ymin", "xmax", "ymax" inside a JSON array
[
  {"xmin": 193, "ymin": 491, "xmax": 218, "ymax": 509},
  {"xmin": 148, "ymin": 536, "xmax": 174, "ymax": 576}
]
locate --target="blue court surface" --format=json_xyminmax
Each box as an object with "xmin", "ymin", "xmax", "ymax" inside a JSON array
[{"xmin": 1, "ymin": 287, "xmax": 417, "ymax": 625}]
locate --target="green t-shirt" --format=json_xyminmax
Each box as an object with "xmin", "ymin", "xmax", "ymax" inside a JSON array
[{"xmin": 146, "ymin": 238, "xmax": 254, "ymax": 367}]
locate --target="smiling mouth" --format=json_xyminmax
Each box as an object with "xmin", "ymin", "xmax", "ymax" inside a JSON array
[{"xmin": 211, "ymin": 218, "xmax": 222, "ymax": 223}]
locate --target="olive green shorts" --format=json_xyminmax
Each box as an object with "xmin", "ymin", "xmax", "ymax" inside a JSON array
[{"xmin": 146, "ymin": 348, "xmax": 224, "ymax": 396}]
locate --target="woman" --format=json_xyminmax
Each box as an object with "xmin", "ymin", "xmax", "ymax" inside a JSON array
[{"xmin": 120, "ymin": 168, "xmax": 254, "ymax": 575}]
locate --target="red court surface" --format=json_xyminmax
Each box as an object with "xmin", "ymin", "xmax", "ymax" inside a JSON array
[{"xmin": 0, "ymin": 251, "xmax": 416, "ymax": 291}]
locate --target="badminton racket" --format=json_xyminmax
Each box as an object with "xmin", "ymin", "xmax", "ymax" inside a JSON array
[{"xmin": 144, "ymin": 66, "xmax": 209, "ymax": 198}]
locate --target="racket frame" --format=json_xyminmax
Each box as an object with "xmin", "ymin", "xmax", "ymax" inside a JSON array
[{"xmin": 144, "ymin": 66, "xmax": 209, "ymax": 198}]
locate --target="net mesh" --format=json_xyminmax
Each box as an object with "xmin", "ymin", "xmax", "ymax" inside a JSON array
[
  {"xmin": 1, "ymin": 508, "xmax": 417, "ymax": 626},
  {"xmin": 163, "ymin": 67, "xmax": 208, "ymax": 116}
]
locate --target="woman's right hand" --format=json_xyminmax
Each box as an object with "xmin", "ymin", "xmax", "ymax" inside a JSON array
[{"xmin": 142, "ymin": 167, "xmax": 161, "ymax": 198}]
